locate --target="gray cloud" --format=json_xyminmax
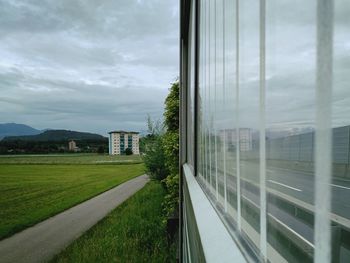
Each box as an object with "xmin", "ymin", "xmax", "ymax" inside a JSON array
[
  {"xmin": 0, "ymin": 0, "xmax": 178, "ymax": 135},
  {"xmin": 203, "ymin": 0, "xmax": 349, "ymax": 135}
]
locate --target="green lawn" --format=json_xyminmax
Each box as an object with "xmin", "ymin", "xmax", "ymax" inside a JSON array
[
  {"xmin": 0, "ymin": 162, "xmax": 145, "ymax": 240},
  {"xmin": 51, "ymin": 181, "xmax": 177, "ymax": 263},
  {"xmin": 0, "ymin": 153, "xmax": 142, "ymax": 165}
]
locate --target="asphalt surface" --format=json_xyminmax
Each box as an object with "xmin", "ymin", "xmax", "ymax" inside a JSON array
[
  {"xmin": 0, "ymin": 174, "xmax": 149, "ymax": 263},
  {"xmin": 239, "ymin": 160, "xmax": 350, "ymax": 220},
  {"xmin": 203, "ymin": 158, "xmax": 350, "ymax": 246}
]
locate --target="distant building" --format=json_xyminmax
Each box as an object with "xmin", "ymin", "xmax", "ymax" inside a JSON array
[
  {"xmin": 68, "ymin": 140, "xmax": 79, "ymax": 152},
  {"xmin": 108, "ymin": 131, "xmax": 140, "ymax": 155},
  {"xmin": 219, "ymin": 128, "xmax": 252, "ymax": 151}
]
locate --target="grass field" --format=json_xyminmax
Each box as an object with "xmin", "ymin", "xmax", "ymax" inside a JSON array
[
  {"xmin": 0, "ymin": 153, "xmax": 142, "ymax": 164},
  {"xmin": 0, "ymin": 154, "xmax": 145, "ymax": 240},
  {"xmin": 51, "ymin": 181, "xmax": 177, "ymax": 263}
]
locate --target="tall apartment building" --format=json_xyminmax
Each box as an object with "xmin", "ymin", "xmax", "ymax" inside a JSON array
[
  {"xmin": 108, "ymin": 131, "xmax": 139, "ymax": 155},
  {"xmin": 219, "ymin": 128, "xmax": 252, "ymax": 152}
]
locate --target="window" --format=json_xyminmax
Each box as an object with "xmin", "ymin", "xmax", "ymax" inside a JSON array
[{"xmin": 181, "ymin": 0, "xmax": 350, "ymax": 262}]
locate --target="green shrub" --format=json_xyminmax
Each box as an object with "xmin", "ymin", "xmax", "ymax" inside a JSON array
[
  {"xmin": 143, "ymin": 135, "xmax": 169, "ymax": 181},
  {"xmin": 143, "ymin": 81, "xmax": 179, "ymax": 219},
  {"xmin": 97, "ymin": 146, "xmax": 105, "ymax": 154},
  {"xmin": 124, "ymin": 148, "xmax": 133, "ymax": 155},
  {"xmin": 142, "ymin": 116, "xmax": 169, "ymax": 181},
  {"xmin": 162, "ymin": 81, "xmax": 179, "ymax": 218}
]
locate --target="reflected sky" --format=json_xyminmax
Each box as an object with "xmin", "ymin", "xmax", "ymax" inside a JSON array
[{"xmin": 204, "ymin": 0, "xmax": 349, "ymax": 133}]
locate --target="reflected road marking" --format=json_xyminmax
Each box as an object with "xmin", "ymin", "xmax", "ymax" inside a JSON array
[
  {"xmin": 268, "ymin": 180, "xmax": 302, "ymax": 192},
  {"xmin": 331, "ymin": 184, "xmax": 350, "ymax": 190},
  {"xmin": 267, "ymin": 168, "xmax": 350, "ymax": 191}
]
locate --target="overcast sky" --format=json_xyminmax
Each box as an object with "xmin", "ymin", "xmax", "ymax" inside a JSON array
[
  {"xmin": 0, "ymin": 0, "xmax": 179, "ymax": 135},
  {"xmin": 205, "ymin": 0, "xmax": 350, "ymax": 133}
]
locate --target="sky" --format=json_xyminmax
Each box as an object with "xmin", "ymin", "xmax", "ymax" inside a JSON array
[
  {"xmin": 0, "ymin": 0, "xmax": 179, "ymax": 136},
  {"xmin": 201, "ymin": 0, "xmax": 350, "ymax": 134}
]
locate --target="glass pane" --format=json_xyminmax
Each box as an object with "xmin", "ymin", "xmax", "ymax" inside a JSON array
[
  {"xmin": 204, "ymin": 0, "xmax": 210, "ymax": 187},
  {"xmin": 223, "ymin": 0, "xmax": 238, "ymax": 220},
  {"xmin": 208, "ymin": 0, "xmax": 216, "ymax": 193},
  {"xmin": 191, "ymin": 0, "xmax": 350, "ymax": 262},
  {"xmin": 198, "ymin": 0, "xmax": 206, "ymax": 183},
  {"xmin": 237, "ymin": 0, "xmax": 261, "ymax": 255},
  {"xmin": 266, "ymin": 1, "xmax": 316, "ymax": 262},
  {"xmin": 187, "ymin": 0, "xmax": 195, "ymax": 170},
  {"xmin": 332, "ymin": 1, "xmax": 350, "ymax": 262},
  {"xmin": 215, "ymin": 0, "xmax": 226, "ymax": 206}
]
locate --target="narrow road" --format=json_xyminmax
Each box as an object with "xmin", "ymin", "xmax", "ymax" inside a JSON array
[{"xmin": 0, "ymin": 174, "xmax": 149, "ymax": 263}]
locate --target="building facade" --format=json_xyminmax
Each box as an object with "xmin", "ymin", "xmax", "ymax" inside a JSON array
[
  {"xmin": 68, "ymin": 140, "xmax": 78, "ymax": 152},
  {"xmin": 108, "ymin": 131, "xmax": 139, "ymax": 155},
  {"xmin": 218, "ymin": 128, "xmax": 253, "ymax": 152},
  {"xmin": 180, "ymin": 1, "xmax": 349, "ymax": 263}
]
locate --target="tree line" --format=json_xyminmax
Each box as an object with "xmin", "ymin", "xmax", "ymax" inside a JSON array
[{"xmin": 0, "ymin": 139, "xmax": 108, "ymax": 154}]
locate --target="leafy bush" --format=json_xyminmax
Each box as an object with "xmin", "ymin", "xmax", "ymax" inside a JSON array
[
  {"xmin": 162, "ymin": 173, "xmax": 179, "ymax": 218},
  {"xmin": 142, "ymin": 116, "xmax": 169, "ymax": 181},
  {"xmin": 124, "ymin": 148, "xmax": 133, "ymax": 155},
  {"xmin": 142, "ymin": 81, "xmax": 179, "ymax": 218},
  {"xmin": 97, "ymin": 146, "xmax": 105, "ymax": 154},
  {"xmin": 162, "ymin": 82, "xmax": 179, "ymax": 218}
]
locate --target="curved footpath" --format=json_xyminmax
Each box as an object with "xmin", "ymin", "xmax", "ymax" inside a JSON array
[{"xmin": 0, "ymin": 174, "xmax": 149, "ymax": 263}]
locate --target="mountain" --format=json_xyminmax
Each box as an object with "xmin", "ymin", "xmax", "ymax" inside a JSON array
[
  {"xmin": 0, "ymin": 123, "xmax": 41, "ymax": 140},
  {"xmin": 2, "ymin": 129, "xmax": 107, "ymax": 142}
]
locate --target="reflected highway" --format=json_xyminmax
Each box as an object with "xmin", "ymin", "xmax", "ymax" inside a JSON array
[{"xmin": 203, "ymin": 159, "xmax": 350, "ymax": 248}]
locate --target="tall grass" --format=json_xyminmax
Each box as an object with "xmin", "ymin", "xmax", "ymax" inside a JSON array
[{"xmin": 51, "ymin": 181, "xmax": 177, "ymax": 263}]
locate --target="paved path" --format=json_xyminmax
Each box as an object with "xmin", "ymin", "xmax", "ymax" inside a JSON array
[{"xmin": 0, "ymin": 174, "xmax": 149, "ymax": 263}]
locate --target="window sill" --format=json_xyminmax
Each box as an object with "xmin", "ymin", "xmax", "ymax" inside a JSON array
[{"xmin": 183, "ymin": 164, "xmax": 247, "ymax": 263}]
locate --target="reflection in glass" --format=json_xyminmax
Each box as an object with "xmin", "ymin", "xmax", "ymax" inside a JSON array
[
  {"xmin": 332, "ymin": 1, "xmax": 350, "ymax": 261},
  {"xmin": 266, "ymin": 1, "xmax": 316, "ymax": 262},
  {"xmin": 192, "ymin": 0, "xmax": 349, "ymax": 262}
]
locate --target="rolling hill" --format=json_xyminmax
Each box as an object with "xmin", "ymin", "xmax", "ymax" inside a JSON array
[
  {"xmin": 2, "ymin": 130, "xmax": 106, "ymax": 142},
  {"xmin": 0, "ymin": 123, "xmax": 41, "ymax": 140}
]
